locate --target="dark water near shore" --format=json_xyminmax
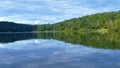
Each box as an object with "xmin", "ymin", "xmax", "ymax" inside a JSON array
[{"xmin": 0, "ymin": 32, "xmax": 120, "ymax": 68}]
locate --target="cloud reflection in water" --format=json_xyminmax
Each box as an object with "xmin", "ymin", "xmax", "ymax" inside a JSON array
[{"xmin": 0, "ymin": 39, "xmax": 120, "ymax": 68}]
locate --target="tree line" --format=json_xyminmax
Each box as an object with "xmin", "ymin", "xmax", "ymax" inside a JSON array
[
  {"xmin": 0, "ymin": 21, "xmax": 36, "ymax": 32},
  {"xmin": 0, "ymin": 11, "xmax": 120, "ymax": 32},
  {"xmin": 37, "ymin": 11, "xmax": 120, "ymax": 32}
]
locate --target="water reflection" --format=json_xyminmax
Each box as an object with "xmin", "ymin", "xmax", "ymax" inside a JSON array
[
  {"xmin": 0, "ymin": 39, "xmax": 120, "ymax": 68},
  {"xmin": 0, "ymin": 32, "xmax": 120, "ymax": 68},
  {"xmin": 0, "ymin": 32, "xmax": 120, "ymax": 49},
  {"xmin": 37, "ymin": 32, "xmax": 120, "ymax": 49},
  {"xmin": 0, "ymin": 33, "xmax": 36, "ymax": 43}
]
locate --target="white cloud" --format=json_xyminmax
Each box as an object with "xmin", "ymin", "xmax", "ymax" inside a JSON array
[
  {"xmin": 0, "ymin": 0, "xmax": 119, "ymax": 24},
  {"xmin": 0, "ymin": 14, "xmax": 74, "ymax": 24}
]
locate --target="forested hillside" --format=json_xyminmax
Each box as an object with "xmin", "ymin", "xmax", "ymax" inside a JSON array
[
  {"xmin": 0, "ymin": 11, "xmax": 120, "ymax": 32},
  {"xmin": 0, "ymin": 21, "xmax": 36, "ymax": 32},
  {"xmin": 37, "ymin": 11, "xmax": 120, "ymax": 32}
]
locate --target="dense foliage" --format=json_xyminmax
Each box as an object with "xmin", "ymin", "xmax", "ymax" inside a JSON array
[
  {"xmin": 0, "ymin": 21, "xmax": 36, "ymax": 32},
  {"xmin": 37, "ymin": 11, "xmax": 120, "ymax": 32}
]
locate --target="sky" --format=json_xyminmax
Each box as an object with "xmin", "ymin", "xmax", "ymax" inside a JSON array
[{"xmin": 0, "ymin": 0, "xmax": 120, "ymax": 24}]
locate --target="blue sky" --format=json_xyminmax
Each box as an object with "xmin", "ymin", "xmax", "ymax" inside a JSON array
[{"xmin": 0, "ymin": 0, "xmax": 120, "ymax": 24}]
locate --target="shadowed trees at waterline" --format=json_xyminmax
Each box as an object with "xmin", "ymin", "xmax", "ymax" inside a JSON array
[{"xmin": 0, "ymin": 21, "xmax": 37, "ymax": 32}]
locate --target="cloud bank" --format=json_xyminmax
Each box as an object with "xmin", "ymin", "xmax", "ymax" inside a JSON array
[{"xmin": 0, "ymin": 0, "xmax": 120, "ymax": 24}]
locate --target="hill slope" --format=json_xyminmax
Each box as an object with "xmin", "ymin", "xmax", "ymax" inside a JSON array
[
  {"xmin": 0, "ymin": 21, "xmax": 36, "ymax": 32},
  {"xmin": 37, "ymin": 11, "xmax": 120, "ymax": 32},
  {"xmin": 0, "ymin": 11, "xmax": 120, "ymax": 32}
]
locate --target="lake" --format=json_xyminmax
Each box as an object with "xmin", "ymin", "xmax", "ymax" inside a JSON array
[{"xmin": 0, "ymin": 32, "xmax": 120, "ymax": 68}]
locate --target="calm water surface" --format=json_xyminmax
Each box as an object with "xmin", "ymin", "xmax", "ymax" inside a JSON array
[{"xmin": 0, "ymin": 32, "xmax": 120, "ymax": 68}]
